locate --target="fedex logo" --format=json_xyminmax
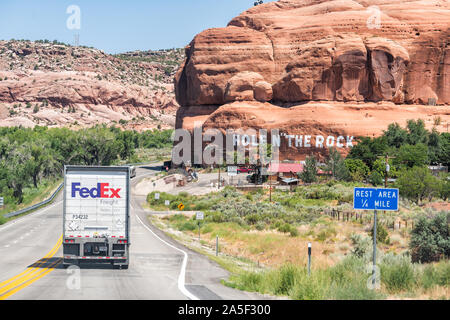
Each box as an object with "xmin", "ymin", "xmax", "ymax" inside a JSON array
[{"xmin": 71, "ymin": 183, "xmax": 121, "ymax": 199}]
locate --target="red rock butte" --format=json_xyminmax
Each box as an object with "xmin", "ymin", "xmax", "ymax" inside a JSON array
[{"xmin": 174, "ymin": 0, "xmax": 449, "ymax": 161}]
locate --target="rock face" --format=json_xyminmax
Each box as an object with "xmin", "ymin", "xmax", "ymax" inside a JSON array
[
  {"xmin": 175, "ymin": 0, "xmax": 449, "ymax": 106},
  {"xmin": 174, "ymin": 0, "xmax": 450, "ymax": 161},
  {"xmin": 0, "ymin": 41, "xmax": 183, "ymax": 130}
]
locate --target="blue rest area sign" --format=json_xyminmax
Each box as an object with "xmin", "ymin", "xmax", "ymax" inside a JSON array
[{"xmin": 353, "ymin": 187, "xmax": 399, "ymax": 211}]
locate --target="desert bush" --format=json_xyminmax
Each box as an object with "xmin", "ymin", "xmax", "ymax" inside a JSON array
[
  {"xmin": 419, "ymin": 261, "xmax": 450, "ymax": 289},
  {"xmin": 255, "ymin": 221, "xmax": 266, "ymax": 231},
  {"xmin": 315, "ymin": 226, "xmax": 337, "ymax": 242},
  {"xmin": 206, "ymin": 211, "xmax": 226, "ymax": 223},
  {"xmin": 228, "ymin": 272, "xmax": 264, "ymax": 292},
  {"xmin": 273, "ymin": 264, "xmax": 301, "ymax": 295},
  {"xmin": 369, "ymin": 223, "xmax": 390, "ymax": 245},
  {"xmin": 350, "ymin": 233, "xmax": 372, "ymax": 259},
  {"xmin": 410, "ymin": 211, "xmax": 449, "ymax": 263},
  {"xmin": 277, "ymin": 223, "xmax": 292, "ymax": 234},
  {"xmin": 178, "ymin": 220, "xmax": 198, "ymax": 232},
  {"xmin": 289, "ymin": 270, "xmax": 327, "ymax": 300},
  {"xmin": 379, "ymin": 253, "xmax": 416, "ymax": 293}
]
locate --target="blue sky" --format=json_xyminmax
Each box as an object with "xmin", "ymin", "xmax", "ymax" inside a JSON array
[{"xmin": 0, "ymin": 0, "xmax": 275, "ymax": 54}]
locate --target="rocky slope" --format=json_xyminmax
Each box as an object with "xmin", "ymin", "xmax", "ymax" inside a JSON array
[
  {"xmin": 175, "ymin": 0, "xmax": 449, "ymax": 161},
  {"xmin": 0, "ymin": 40, "xmax": 184, "ymax": 130}
]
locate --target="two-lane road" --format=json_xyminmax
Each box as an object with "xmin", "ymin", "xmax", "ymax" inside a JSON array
[{"xmin": 0, "ymin": 164, "xmax": 264, "ymax": 300}]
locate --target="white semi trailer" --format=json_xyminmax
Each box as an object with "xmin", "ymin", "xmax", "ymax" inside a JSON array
[{"xmin": 63, "ymin": 166, "xmax": 130, "ymax": 269}]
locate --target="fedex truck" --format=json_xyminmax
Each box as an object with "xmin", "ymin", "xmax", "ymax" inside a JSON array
[{"xmin": 63, "ymin": 166, "xmax": 130, "ymax": 269}]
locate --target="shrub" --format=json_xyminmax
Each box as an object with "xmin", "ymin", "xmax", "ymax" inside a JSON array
[
  {"xmin": 315, "ymin": 226, "xmax": 336, "ymax": 242},
  {"xmin": 345, "ymin": 158, "xmax": 369, "ymax": 182},
  {"xmin": 289, "ymin": 271, "xmax": 327, "ymax": 300},
  {"xmin": 289, "ymin": 228, "xmax": 299, "ymax": 237},
  {"xmin": 396, "ymin": 166, "xmax": 442, "ymax": 204},
  {"xmin": 277, "ymin": 223, "xmax": 292, "ymax": 234},
  {"xmin": 273, "ymin": 264, "xmax": 301, "ymax": 295},
  {"xmin": 369, "ymin": 171, "xmax": 383, "ymax": 186},
  {"xmin": 409, "ymin": 211, "xmax": 450, "ymax": 263},
  {"xmin": 420, "ymin": 261, "xmax": 450, "ymax": 289},
  {"xmin": 328, "ymin": 280, "xmax": 381, "ymax": 300},
  {"xmin": 178, "ymin": 220, "xmax": 198, "ymax": 232},
  {"xmin": 369, "ymin": 223, "xmax": 390, "ymax": 245},
  {"xmin": 230, "ymin": 272, "xmax": 264, "ymax": 292},
  {"xmin": 350, "ymin": 234, "xmax": 371, "ymax": 259},
  {"xmin": 379, "ymin": 254, "xmax": 416, "ymax": 293},
  {"xmin": 245, "ymin": 214, "xmax": 261, "ymax": 225},
  {"xmin": 255, "ymin": 221, "xmax": 265, "ymax": 231}
]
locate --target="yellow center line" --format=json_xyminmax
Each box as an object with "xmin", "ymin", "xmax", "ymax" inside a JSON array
[
  {"xmin": 0, "ymin": 257, "xmax": 63, "ymax": 300},
  {"xmin": 0, "ymin": 235, "xmax": 62, "ymax": 299}
]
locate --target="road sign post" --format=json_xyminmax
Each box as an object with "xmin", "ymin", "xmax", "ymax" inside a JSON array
[
  {"xmin": 196, "ymin": 212, "xmax": 204, "ymax": 241},
  {"xmin": 372, "ymin": 210, "xmax": 377, "ymax": 287},
  {"xmin": 354, "ymin": 187, "xmax": 399, "ymax": 288},
  {"xmin": 216, "ymin": 235, "xmax": 219, "ymax": 256}
]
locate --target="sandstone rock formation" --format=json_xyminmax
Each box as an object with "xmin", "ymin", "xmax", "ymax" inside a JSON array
[
  {"xmin": 0, "ymin": 40, "xmax": 183, "ymax": 130},
  {"xmin": 174, "ymin": 0, "xmax": 450, "ymax": 161},
  {"xmin": 176, "ymin": 0, "xmax": 449, "ymax": 106}
]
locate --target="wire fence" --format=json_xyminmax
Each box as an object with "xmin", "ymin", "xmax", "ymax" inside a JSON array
[{"xmin": 322, "ymin": 208, "xmax": 415, "ymax": 230}]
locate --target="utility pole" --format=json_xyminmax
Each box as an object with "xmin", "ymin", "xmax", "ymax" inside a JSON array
[
  {"xmin": 218, "ymin": 164, "xmax": 221, "ymax": 189},
  {"xmin": 269, "ymin": 176, "xmax": 272, "ymax": 202}
]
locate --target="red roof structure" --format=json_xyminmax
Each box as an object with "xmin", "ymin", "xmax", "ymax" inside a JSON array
[
  {"xmin": 268, "ymin": 162, "xmax": 330, "ymax": 175},
  {"xmin": 268, "ymin": 163, "xmax": 304, "ymax": 173}
]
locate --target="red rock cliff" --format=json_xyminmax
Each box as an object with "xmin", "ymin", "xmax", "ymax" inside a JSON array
[{"xmin": 174, "ymin": 0, "xmax": 450, "ymax": 161}]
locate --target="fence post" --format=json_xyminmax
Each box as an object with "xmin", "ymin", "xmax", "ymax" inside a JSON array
[{"xmin": 307, "ymin": 242, "xmax": 312, "ymax": 277}]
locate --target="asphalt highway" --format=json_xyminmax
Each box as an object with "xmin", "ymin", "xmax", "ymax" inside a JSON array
[{"xmin": 0, "ymin": 164, "xmax": 265, "ymax": 300}]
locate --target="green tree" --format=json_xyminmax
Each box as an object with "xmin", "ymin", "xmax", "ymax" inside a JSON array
[
  {"xmin": 326, "ymin": 148, "xmax": 350, "ymax": 181},
  {"xmin": 384, "ymin": 122, "xmax": 408, "ymax": 148},
  {"xmin": 1, "ymin": 144, "xmax": 32, "ymax": 203},
  {"xmin": 344, "ymin": 158, "xmax": 369, "ymax": 182},
  {"xmin": 438, "ymin": 173, "xmax": 450, "ymax": 201},
  {"xmin": 438, "ymin": 133, "xmax": 450, "ymax": 167},
  {"xmin": 395, "ymin": 143, "xmax": 428, "ymax": 168},
  {"xmin": 369, "ymin": 171, "xmax": 383, "ymax": 186},
  {"xmin": 427, "ymin": 129, "xmax": 442, "ymax": 164},
  {"xmin": 299, "ymin": 156, "xmax": 318, "ymax": 183},
  {"xmin": 410, "ymin": 212, "xmax": 450, "ymax": 263},
  {"xmin": 372, "ymin": 158, "xmax": 398, "ymax": 179},
  {"xmin": 347, "ymin": 136, "xmax": 388, "ymax": 169},
  {"xmin": 406, "ymin": 119, "xmax": 429, "ymax": 145},
  {"xmin": 396, "ymin": 166, "xmax": 441, "ymax": 204}
]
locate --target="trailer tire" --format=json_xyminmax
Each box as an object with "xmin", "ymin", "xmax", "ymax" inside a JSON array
[{"xmin": 122, "ymin": 264, "xmax": 129, "ymax": 270}]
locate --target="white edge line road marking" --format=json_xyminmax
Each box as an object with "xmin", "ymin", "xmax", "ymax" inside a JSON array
[{"xmin": 134, "ymin": 214, "xmax": 199, "ymax": 300}]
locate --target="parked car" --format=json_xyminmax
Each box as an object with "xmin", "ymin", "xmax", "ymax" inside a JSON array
[{"xmin": 238, "ymin": 167, "xmax": 251, "ymax": 174}]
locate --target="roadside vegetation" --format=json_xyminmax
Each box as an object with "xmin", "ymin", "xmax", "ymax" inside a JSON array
[
  {"xmin": 0, "ymin": 125, "xmax": 173, "ymax": 223},
  {"xmin": 148, "ymin": 186, "xmax": 449, "ymax": 299},
  {"xmin": 147, "ymin": 119, "xmax": 449, "ymax": 299}
]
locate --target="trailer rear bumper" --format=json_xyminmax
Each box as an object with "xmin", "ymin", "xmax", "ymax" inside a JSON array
[{"xmin": 63, "ymin": 256, "xmax": 129, "ymax": 267}]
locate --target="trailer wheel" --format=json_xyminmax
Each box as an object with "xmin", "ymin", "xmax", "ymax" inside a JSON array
[{"xmin": 122, "ymin": 264, "xmax": 129, "ymax": 270}]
